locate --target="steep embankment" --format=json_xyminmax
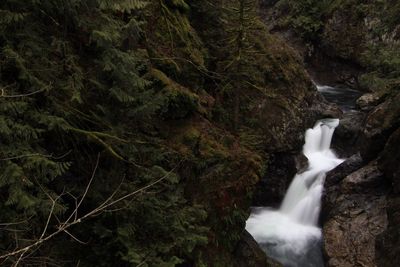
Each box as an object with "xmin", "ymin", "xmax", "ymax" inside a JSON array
[
  {"xmin": 0, "ymin": 1, "xmax": 320, "ymax": 266},
  {"xmin": 260, "ymin": 1, "xmax": 400, "ymax": 266}
]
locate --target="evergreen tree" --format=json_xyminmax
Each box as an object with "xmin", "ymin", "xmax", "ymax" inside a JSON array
[
  {"xmin": 0, "ymin": 0, "xmax": 286, "ymax": 265},
  {"xmin": 224, "ymin": 0, "xmax": 259, "ymax": 130},
  {"xmin": 0, "ymin": 1, "xmax": 208, "ymax": 266}
]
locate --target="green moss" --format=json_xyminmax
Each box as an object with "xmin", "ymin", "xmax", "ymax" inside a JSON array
[
  {"xmin": 181, "ymin": 126, "xmax": 201, "ymax": 146},
  {"xmin": 151, "ymin": 68, "xmax": 200, "ymax": 118},
  {"xmin": 198, "ymin": 137, "xmax": 230, "ymax": 159},
  {"xmin": 165, "ymin": 0, "xmax": 190, "ymax": 13}
]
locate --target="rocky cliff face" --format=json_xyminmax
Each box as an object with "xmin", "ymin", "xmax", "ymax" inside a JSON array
[
  {"xmin": 322, "ymin": 92, "xmax": 400, "ymax": 266},
  {"xmin": 258, "ymin": 1, "xmax": 400, "ymax": 266},
  {"xmin": 376, "ymin": 127, "xmax": 400, "ymax": 267},
  {"xmin": 318, "ymin": 3, "xmax": 400, "ymax": 262},
  {"xmin": 323, "ymin": 158, "xmax": 389, "ymax": 267}
]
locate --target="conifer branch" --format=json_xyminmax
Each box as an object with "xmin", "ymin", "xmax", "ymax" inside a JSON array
[
  {"xmin": 0, "ymin": 157, "xmax": 182, "ymax": 265},
  {"xmin": 67, "ymin": 128, "xmax": 127, "ymax": 161},
  {"xmin": 150, "ymin": 56, "xmax": 221, "ymax": 79},
  {"xmin": 88, "ymin": 134, "xmax": 125, "ymax": 161},
  {"xmin": 68, "ymin": 128, "xmax": 127, "ymax": 143}
]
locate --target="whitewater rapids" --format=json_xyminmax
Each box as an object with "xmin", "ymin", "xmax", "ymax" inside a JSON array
[{"xmin": 246, "ymin": 119, "xmax": 344, "ymax": 267}]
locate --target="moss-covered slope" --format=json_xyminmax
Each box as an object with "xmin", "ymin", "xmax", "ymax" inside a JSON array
[{"xmin": 0, "ymin": 1, "xmax": 316, "ymax": 266}]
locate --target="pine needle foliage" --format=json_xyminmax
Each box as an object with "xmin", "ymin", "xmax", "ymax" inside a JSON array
[
  {"xmin": 222, "ymin": 0, "xmax": 259, "ymax": 130},
  {"xmin": 0, "ymin": 0, "xmax": 208, "ymax": 266},
  {"xmin": 0, "ymin": 0, "xmax": 286, "ymax": 265}
]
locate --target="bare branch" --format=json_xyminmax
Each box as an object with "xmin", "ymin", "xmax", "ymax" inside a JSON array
[
  {"xmin": 0, "ymin": 150, "xmax": 72, "ymax": 161},
  {"xmin": 0, "ymin": 83, "xmax": 51, "ymax": 98},
  {"xmin": 40, "ymin": 194, "xmax": 62, "ymax": 240},
  {"xmin": 1, "ymin": 88, "xmax": 45, "ymax": 98},
  {"xmin": 62, "ymin": 154, "xmax": 100, "ymax": 227},
  {"xmin": 13, "ymin": 251, "xmax": 25, "ymax": 267},
  {"xmin": 62, "ymin": 229, "xmax": 87, "ymax": 245},
  {"xmin": 0, "ymin": 218, "xmax": 32, "ymax": 227},
  {"xmin": 0, "ymin": 156, "xmax": 182, "ymax": 264}
]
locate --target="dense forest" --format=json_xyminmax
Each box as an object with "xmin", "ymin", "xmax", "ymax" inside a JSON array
[
  {"xmin": 0, "ymin": 0, "xmax": 399, "ymax": 267},
  {"xmin": 0, "ymin": 0, "xmax": 315, "ymax": 266}
]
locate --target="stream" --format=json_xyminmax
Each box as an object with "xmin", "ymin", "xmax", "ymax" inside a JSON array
[
  {"xmin": 316, "ymin": 84, "xmax": 362, "ymax": 112},
  {"xmin": 246, "ymin": 83, "xmax": 360, "ymax": 267}
]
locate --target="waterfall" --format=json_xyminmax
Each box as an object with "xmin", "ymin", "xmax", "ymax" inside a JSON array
[{"xmin": 246, "ymin": 119, "xmax": 344, "ymax": 267}]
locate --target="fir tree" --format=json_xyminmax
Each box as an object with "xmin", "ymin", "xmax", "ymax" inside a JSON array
[{"xmin": 0, "ymin": 1, "xmax": 208, "ymax": 265}]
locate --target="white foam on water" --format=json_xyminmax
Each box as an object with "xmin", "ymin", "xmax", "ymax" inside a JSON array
[{"xmin": 246, "ymin": 119, "xmax": 344, "ymax": 266}]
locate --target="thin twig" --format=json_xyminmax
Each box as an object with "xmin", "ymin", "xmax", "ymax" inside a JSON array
[
  {"xmin": 0, "ymin": 150, "xmax": 72, "ymax": 161},
  {"xmin": 0, "ymin": 158, "xmax": 182, "ymax": 263},
  {"xmin": 40, "ymin": 195, "xmax": 62, "ymax": 240},
  {"xmin": 13, "ymin": 251, "xmax": 25, "ymax": 267},
  {"xmin": 84, "ymin": 164, "xmax": 179, "ymax": 218},
  {"xmin": 1, "ymin": 88, "xmax": 45, "ymax": 98},
  {"xmin": 62, "ymin": 229, "xmax": 87, "ymax": 245},
  {"xmin": 0, "ymin": 218, "xmax": 32, "ymax": 227},
  {"xmin": 62, "ymin": 154, "xmax": 100, "ymax": 227}
]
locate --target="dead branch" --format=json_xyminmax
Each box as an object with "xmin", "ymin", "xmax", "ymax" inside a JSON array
[
  {"xmin": 1, "ymin": 88, "xmax": 45, "ymax": 98},
  {"xmin": 0, "ymin": 218, "xmax": 32, "ymax": 227},
  {"xmin": 0, "ymin": 83, "xmax": 51, "ymax": 98},
  {"xmin": 0, "ymin": 150, "xmax": 72, "ymax": 161},
  {"xmin": 0, "ymin": 155, "xmax": 181, "ymax": 266}
]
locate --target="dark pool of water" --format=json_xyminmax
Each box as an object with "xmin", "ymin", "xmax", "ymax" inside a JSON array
[{"xmin": 316, "ymin": 85, "xmax": 362, "ymax": 112}]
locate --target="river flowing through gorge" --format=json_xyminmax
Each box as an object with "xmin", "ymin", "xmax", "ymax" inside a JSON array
[{"xmin": 246, "ymin": 83, "xmax": 360, "ymax": 267}]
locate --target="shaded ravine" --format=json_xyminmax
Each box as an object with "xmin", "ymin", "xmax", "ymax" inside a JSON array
[
  {"xmin": 246, "ymin": 118, "xmax": 343, "ymax": 267},
  {"xmin": 245, "ymin": 80, "xmax": 363, "ymax": 266}
]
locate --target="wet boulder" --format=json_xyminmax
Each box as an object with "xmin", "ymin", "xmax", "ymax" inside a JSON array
[
  {"xmin": 356, "ymin": 93, "xmax": 381, "ymax": 111},
  {"xmin": 295, "ymin": 153, "xmax": 309, "ymax": 173},
  {"xmin": 233, "ymin": 231, "xmax": 282, "ymax": 267},
  {"xmin": 252, "ymin": 152, "xmax": 298, "ymax": 207},
  {"xmin": 322, "ymin": 160, "xmax": 389, "ymax": 267},
  {"xmin": 324, "ymin": 153, "xmax": 363, "ymax": 188},
  {"xmin": 310, "ymin": 95, "xmax": 343, "ymax": 119},
  {"xmin": 357, "ymin": 92, "xmax": 400, "ymax": 161},
  {"xmin": 332, "ymin": 111, "xmax": 365, "ymax": 157}
]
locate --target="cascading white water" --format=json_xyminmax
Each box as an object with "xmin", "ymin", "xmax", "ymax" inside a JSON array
[{"xmin": 246, "ymin": 119, "xmax": 344, "ymax": 267}]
